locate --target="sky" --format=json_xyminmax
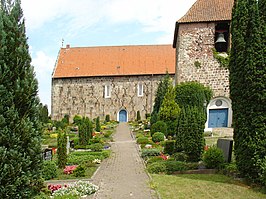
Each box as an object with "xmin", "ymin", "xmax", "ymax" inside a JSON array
[{"xmin": 20, "ymin": 0, "xmax": 197, "ymax": 114}]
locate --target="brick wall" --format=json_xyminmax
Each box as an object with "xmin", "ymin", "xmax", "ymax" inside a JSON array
[
  {"xmin": 175, "ymin": 22, "xmax": 230, "ymax": 97},
  {"xmin": 51, "ymin": 74, "xmax": 174, "ymax": 121}
]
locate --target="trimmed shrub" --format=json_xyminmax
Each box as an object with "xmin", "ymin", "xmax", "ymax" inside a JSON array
[
  {"xmin": 73, "ymin": 115, "xmax": 82, "ymax": 125},
  {"xmin": 164, "ymin": 140, "xmax": 175, "ymax": 155},
  {"xmin": 73, "ymin": 164, "xmax": 86, "ymax": 177},
  {"xmin": 42, "ymin": 161, "xmax": 57, "ymax": 180},
  {"xmin": 164, "ymin": 161, "xmax": 188, "ymax": 174},
  {"xmin": 147, "ymin": 162, "xmax": 166, "ymax": 174},
  {"xmin": 137, "ymin": 111, "xmax": 141, "ymax": 121},
  {"xmin": 150, "ymin": 121, "xmax": 167, "ymax": 136},
  {"xmin": 145, "ymin": 113, "xmax": 151, "ymax": 119},
  {"xmin": 203, "ymin": 146, "xmax": 225, "ymax": 169},
  {"xmin": 87, "ymin": 143, "xmax": 103, "ymax": 152},
  {"xmin": 95, "ymin": 117, "xmax": 101, "ymax": 132},
  {"xmin": 57, "ymin": 130, "xmax": 67, "ymax": 169},
  {"xmin": 105, "ymin": 114, "xmax": 110, "ymax": 123},
  {"xmin": 172, "ymin": 152, "xmax": 188, "ymax": 162},
  {"xmin": 152, "ymin": 132, "xmax": 165, "ymax": 143},
  {"xmin": 141, "ymin": 148, "xmax": 161, "ymax": 158},
  {"xmin": 79, "ymin": 117, "xmax": 93, "ymax": 145},
  {"xmin": 136, "ymin": 137, "xmax": 149, "ymax": 144},
  {"xmin": 146, "ymin": 156, "xmax": 164, "ymax": 165},
  {"xmin": 103, "ymin": 131, "xmax": 112, "ymax": 138}
]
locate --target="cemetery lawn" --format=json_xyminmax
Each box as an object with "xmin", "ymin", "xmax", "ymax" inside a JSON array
[{"xmin": 151, "ymin": 174, "xmax": 266, "ymax": 199}]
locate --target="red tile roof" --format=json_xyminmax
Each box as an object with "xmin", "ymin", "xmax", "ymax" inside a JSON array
[
  {"xmin": 178, "ymin": 0, "xmax": 234, "ymax": 23},
  {"xmin": 52, "ymin": 45, "xmax": 175, "ymax": 78}
]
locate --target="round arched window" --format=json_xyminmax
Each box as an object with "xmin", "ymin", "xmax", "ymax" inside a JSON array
[{"xmin": 215, "ymin": 99, "xmax": 223, "ymax": 106}]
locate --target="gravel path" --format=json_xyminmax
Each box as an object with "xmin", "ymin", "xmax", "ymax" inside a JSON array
[{"xmin": 90, "ymin": 122, "xmax": 157, "ymax": 199}]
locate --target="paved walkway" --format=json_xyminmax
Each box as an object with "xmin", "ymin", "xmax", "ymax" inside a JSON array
[{"xmin": 91, "ymin": 123, "xmax": 157, "ymax": 199}]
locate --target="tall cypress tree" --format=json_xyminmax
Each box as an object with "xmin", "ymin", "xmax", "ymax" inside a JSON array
[
  {"xmin": 151, "ymin": 72, "xmax": 171, "ymax": 124},
  {"xmin": 0, "ymin": 0, "xmax": 43, "ymax": 197},
  {"xmin": 230, "ymin": 0, "xmax": 266, "ymax": 184}
]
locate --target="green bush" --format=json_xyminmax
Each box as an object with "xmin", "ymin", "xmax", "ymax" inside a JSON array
[
  {"xmin": 87, "ymin": 143, "xmax": 103, "ymax": 152},
  {"xmin": 137, "ymin": 111, "xmax": 141, "ymax": 121},
  {"xmin": 172, "ymin": 152, "xmax": 188, "ymax": 162},
  {"xmin": 95, "ymin": 117, "xmax": 101, "ymax": 132},
  {"xmin": 152, "ymin": 132, "xmax": 165, "ymax": 143},
  {"xmin": 136, "ymin": 137, "xmax": 149, "ymax": 144},
  {"xmin": 57, "ymin": 130, "xmax": 67, "ymax": 169},
  {"xmin": 68, "ymin": 153, "xmax": 95, "ymax": 165},
  {"xmin": 105, "ymin": 115, "xmax": 110, "ymax": 123},
  {"xmin": 146, "ymin": 156, "xmax": 164, "ymax": 165},
  {"xmin": 136, "ymin": 133, "xmax": 144, "ymax": 138},
  {"xmin": 103, "ymin": 131, "xmax": 112, "ymax": 138},
  {"xmin": 164, "ymin": 161, "xmax": 188, "ymax": 174},
  {"xmin": 164, "ymin": 140, "xmax": 175, "ymax": 155},
  {"xmin": 147, "ymin": 162, "xmax": 166, "ymax": 174},
  {"xmin": 73, "ymin": 115, "xmax": 82, "ymax": 125},
  {"xmin": 42, "ymin": 161, "xmax": 58, "ymax": 180},
  {"xmin": 203, "ymin": 146, "xmax": 225, "ymax": 169},
  {"xmin": 73, "ymin": 164, "xmax": 86, "ymax": 177},
  {"xmin": 141, "ymin": 148, "xmax": 161, "ymax": 158},
  {"xmin": 150, "ymin": 121, "xmax": 167, "ymax": 136}
]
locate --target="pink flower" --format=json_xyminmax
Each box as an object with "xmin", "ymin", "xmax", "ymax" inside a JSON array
[{"xmin": 63, "ymin": 165, "xmax": 77, "ymax": 174}]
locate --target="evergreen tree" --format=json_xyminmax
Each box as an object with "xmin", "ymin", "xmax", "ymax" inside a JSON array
[
  {"xmin": 158, "ymin": 84, "xmax": 180, "ymax": 136},
  {"xmin": 95, "ymin": 116, "xmax": 101, "ymax": 132},
  {"xmin": 39, "ymin": 103, "xmax": 49, "ymax": 124},
  {"xmin": 57, "ymin": 130, "xmax": 67, "ymax": 169},
  {"xmin": 79, "ymin": 117, "xmax": 92, "ymax": 145},
  {"xmin": 230, "ymin": 0, "xmax": 266, "ymax": 184},
  {"xmin": 0, "ymin": 0, "xmax": 43, "ymax": 197},
  {"xmin": 151, "ymin": 72, "xmax": 171, "ymax": 124},
  {"xmin": 176, "ymin": 106, "xmax": 205, "ymax": 162}
]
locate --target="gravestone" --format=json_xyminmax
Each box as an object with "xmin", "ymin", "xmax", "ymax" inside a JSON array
[
  {"xmin": 217, "ymin": 138, "xmax": 233, "ymax": 163},
  {"xmin": 43, "ymin": 148, "xmax": 53, "ymax": 161}
]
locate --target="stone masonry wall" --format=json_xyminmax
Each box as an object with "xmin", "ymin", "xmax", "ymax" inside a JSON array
[
  {"xmin": 51, "ymin": 75, "xmax": 173, "ymax": 121},
  {"xmin": 175, "ymin": 22, "xmax": 230, "ymax": 97}
]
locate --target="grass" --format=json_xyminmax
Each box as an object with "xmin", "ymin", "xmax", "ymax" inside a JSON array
[{"xmin": 151, "ymin": 174, "xmax": 266, "ymax": 199}]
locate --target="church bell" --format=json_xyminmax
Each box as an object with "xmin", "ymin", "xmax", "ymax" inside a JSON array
[{"xmin": 215, "ymin": 33, "xmax": 226, "ymax": 43}]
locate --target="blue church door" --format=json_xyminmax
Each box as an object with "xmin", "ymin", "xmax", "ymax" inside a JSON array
[
  {"xmin": 208, "ymin": 109, "xmax": 228, "ymax": 128},
  {"xmin": 119, "ymin": 110, "xmax": 127, "ymax": 122}
]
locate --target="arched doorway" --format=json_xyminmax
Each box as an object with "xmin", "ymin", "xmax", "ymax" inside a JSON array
[
  {"xmin": 118, "ymin": 109, "xmax": 127, "ymax": 122},
  {"xmin": 205, "ymin": 97, "xmax": 232, "ymax": 131}
]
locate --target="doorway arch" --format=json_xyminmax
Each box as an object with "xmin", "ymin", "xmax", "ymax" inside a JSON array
[
  {"xmin": 118, "ymin": 109, "xmax": 128, "ymax": 122},
  {"xmin": 205, "ymin": 97, "xmax": 232, "ymax": 131}
]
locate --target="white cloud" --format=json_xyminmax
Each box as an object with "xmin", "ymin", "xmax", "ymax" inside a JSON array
[{"xmin": 21, "ymin": 0, "xmax": 196, "ymax": 36}]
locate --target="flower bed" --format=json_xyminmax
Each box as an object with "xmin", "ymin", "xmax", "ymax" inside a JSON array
[{"xmin": 51, "ymin": 181, "xmax": 98, "ymax": 197}]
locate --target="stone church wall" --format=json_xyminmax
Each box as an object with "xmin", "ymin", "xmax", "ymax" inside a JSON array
[
  {"xmin": 175, "ymin": 22, "xmax": 230, "ymax": 97},
  {"xmin": 51, "ymin": 74, "xmax": 174, "ymax": 121}
]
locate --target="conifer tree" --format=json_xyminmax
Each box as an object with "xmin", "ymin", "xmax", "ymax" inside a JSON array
[
  {"xmin": 79, "ymin": 117, "xmax": 92, "ymax": 145},
  {"xmin": 0, "ymin": 0, "xmax": 43, "ymax": 197},
  {"xmin": 230, "ymin": 0, "xmax": 266, "ymax": 184},
  {"xmin": 57, "ymin": 130, "xmax": 67, "ymax": 169},
  {"xmin": 158, "ymin": 84, "xmax": 180, "ymax": 136},
  {"xmin": 151, "ymin": 72, "xmax": 171, "ymax": 124}
]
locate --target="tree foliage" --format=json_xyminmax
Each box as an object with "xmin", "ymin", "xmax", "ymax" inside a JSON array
[
  {"xmin": 0, "ymin": 1, "xmax": 43, "ymax": 197},
  {"xmin": 79, "ymin": 117, "xmax": 93, "ymax": 145},
  {"xmin": 39, "ymin": 103, "xmax": 49, "ymax": 124},
  {"xmin": 176, "ymin": 106, "xmax": 205, "ymax": 162},
  {"xmin": 158, "ymin": 84, "xmax": 180, "ymax": 136},
  {"xmin": 57, "ymin": 130, "xmax": 67, "ymax": 169},
  {"xmin": 95, "ymin": 116, "xmax": 101, "ymax": 132},
  {"xmin": 151, "ymin": 72, "xmax": 171, "ymax": 124},
  {"xmin": 229, "ymin": 0, "xmax": 266, "ymax": 184},
  {"xmin": 175, "ymin": 81, "xmax": 212, "ymax": 110}
]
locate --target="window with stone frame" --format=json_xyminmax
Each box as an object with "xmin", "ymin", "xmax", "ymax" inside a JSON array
[
  {"xmin": 104, "ymin": 84, "xmax": 111, "ymax": 98},
  {"xmin": 214, "ymin": 22, "xmax": 230, "ymax": 53},
  {"xmin": 138, "ymin": 82, "xmax": 143, "ymax": 97}
]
